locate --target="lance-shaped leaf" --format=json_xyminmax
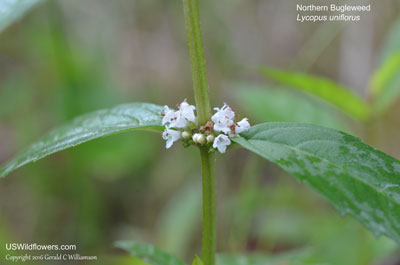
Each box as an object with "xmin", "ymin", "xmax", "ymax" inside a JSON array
[
  {"xmin": 260, "ymin": 68, "xmax": 370, "ymax": 121},
  {"xmin": 370, "ymin": 51, "xmax": 400, "ymax": 115},
  {"xmin": 115, "ymin": 241, "xmax": 186, "ymax": 265},
  {"xmin": 0, "ymin": 0, "xmax": 42, "ymax": 32},
  {"xmin": 233, "ymin": 122, "xmax": 400, "ymax": 244},
  {"xmin": 0, "ymin": 103, "xmax": 164, "ymax": 178}
]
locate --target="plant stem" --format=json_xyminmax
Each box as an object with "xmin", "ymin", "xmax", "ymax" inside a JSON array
[
  {"xmin": 183, "ymin": 0, "xmax": 211, "ymax": 125},
  {"xmin": 183, "ymin": 1, "xmax": 216, "ymax": 265},
  {"xmin": 200, "ymin": 148, "xmax": 216, "ymax": 265}
]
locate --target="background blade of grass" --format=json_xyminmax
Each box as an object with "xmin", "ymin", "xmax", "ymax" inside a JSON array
[
  {"xmin": 233, "ymin": 82, "xmax": 349, "ymax": 131},
  {"xmin": 369, "ymin": 16, "xmax": 400, "ymax": 115},
  {"xmin": 260, "ymin": 68, "xmax": 370, "ymax": 121}
]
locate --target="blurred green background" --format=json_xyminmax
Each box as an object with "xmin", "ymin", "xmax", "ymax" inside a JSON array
[{"xmin": 1, "ymin": 0, "xmax": 400, "ymax": 264}]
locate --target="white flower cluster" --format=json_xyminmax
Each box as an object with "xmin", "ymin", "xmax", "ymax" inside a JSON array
[{"xmin": 161, "ymin": 100, "xmax": 250, "ymax": 153}]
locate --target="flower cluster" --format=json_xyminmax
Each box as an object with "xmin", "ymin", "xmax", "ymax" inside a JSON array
[{"xmin": 161, "ymin": 100, "xmax": 250, "ymax": 153}]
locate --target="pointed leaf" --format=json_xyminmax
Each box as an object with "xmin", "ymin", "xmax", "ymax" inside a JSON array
[
  {"xmin": 233, "ymin": 122, "xmax": 400, "ymax": 244},
  {"xmin": 260, "ymin": 68, "xmax": 370, "ymax": 121},
  {"xmin": 115, "ymin": 241, "xmax": 186, "ymax": 265},
  {"xmin": 192, "ymin": 256, "xmax": 204, "ymax": 265},
  {"xmin": 0, "ymin": 0, "xmax": 42, "ymax": 32},
  {"xmin": 369, "ymin": 51, "xmax": 400, "ymax": 115},
  {"xmin": 0, "ymin": 103, "xmax": 163, "ymax": 178}
]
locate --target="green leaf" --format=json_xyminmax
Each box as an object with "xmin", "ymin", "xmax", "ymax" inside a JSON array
[
  {"xmin": 260, "ymin": 68, "xmax": 370, "ymax": 121},
  {"xmin": 370, "ymin": 52, "xmax": 400, "ymax": 96},
  {"xmin": 0, "ymin": 0, "xmax": 42, "ymax": 32},
  {"xmin": 233, "ymin": 83, "xmax": 349, "ymax": 131},
  {"xmin": 369, "ymin": 51, "xmax": 400, "ymax": 115},
  {"xmin": 0, "ymin": 103, "xmax": 163, "ymax": 178},
  {"xmin": 115, "ymin": 241, "xmax": 186, "ymax": 265},
  {"xmin": 233, "ymin": 122, "xmax": 400, "ymax": 244},
  {"xmin": 192, "ymin": 256, "xmax": 204, "ymax": 265},
  {"xmin": 217, "ymin": 249, "xmax": 327, "ymax": 265}
]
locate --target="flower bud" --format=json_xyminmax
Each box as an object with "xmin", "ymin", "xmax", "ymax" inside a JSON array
[
  {"xmin": 197, "ymin": 134, "xmax": 206, "ymax": 145},
  {"xmin": 206, "ymin": 135, "xmax": 214, "ymax": 143},
  {"xmin": 182, "ymin": 131, "xmax": 191, "ymax": 140},
  {"xmin": 193, "ymin": 133, "xmax": 205, "ymax": 145}
]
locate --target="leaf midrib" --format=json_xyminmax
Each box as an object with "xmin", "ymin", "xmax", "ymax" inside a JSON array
[{"xmin": 0, "ymin": 125, "xmax": 164, "ymax": 178}]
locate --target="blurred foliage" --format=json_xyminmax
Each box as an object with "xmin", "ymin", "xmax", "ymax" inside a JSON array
[
  {"xmin": 233, "ymin": 83, "xmax": 350, "ymax": 132},
  {"xmin": 1, "ymin": 0, "xmax": 400, "ymax": 265},
  {"xmin": 260, "ymin": 67, "xmax": 370, "ymax": 121}
]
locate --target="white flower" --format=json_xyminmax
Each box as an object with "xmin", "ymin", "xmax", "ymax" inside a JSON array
[
  {"xmin": 171, "ymin": 114, "xmax": 188, "ymax": 128},
  {"xmin": 174, "ymin": 100, "xmax": 196, "ymax": 128},
  {"xmin": 162, "ymin": 127, "xmax": 181, "ymax": 149},
  {"xmin": 212, "ymin": 104, "xmax": 235, "ymax": 134},
  {"xmin": 213, "ymin": 134, "xmax": 231, "ymax": 153},
  {"xmin": 161, "ymin": 100, "xmax": 249, "ymax": 152},
  {"xmin": 179, "ymin": 100, "xmax": 196, "ymax": 123},
  {"xmin": 235, "ymin": 118, "xmax": 250, "ymax": 134},
  {"xmin": 162, "ymin": 105, "xmax": 177, "ymax": 126},
  {"xmin": 165, "ymin": 100, "xmax": 196, "ymax": 128}
]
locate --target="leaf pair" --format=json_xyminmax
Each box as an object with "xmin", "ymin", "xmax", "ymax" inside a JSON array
[
  {"xmin": 1, "ymin": 103, "xmax": 400, "ymax": 245},
  {"xmin": 2, "ymin": 0, "xmax": 400, "ymax": 254}
]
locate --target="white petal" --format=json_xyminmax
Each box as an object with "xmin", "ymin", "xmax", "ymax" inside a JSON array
[
  {"xmin": 223, "ymin": 104, "xmax": 235, "ymax": 120},
  {"xmin": 212, "ymin": 103, "xmax": 235, "ymax": 134},
  {"xmin": 213, "ymin": 134, "xmax": 231, "ymax": 153},
  {"xmin": 214, "ymin": 123, "xmax": 231, "ymax": 134},
  {"xmin": 162, "ymin": 106, "xmax": 178, "ymax": 126},
  {"xmin": 180, "ymin": 100, "xmax": 196, "ymax": 123},
  {"xmin": 165, "ymin": 138, "xmax": 174, "ymax": 149},
  {"xmin": 162, "ymin": 127, "xmax": 181, "ymax": 149},
  {"xmin": 172, "ymin": 114, "xmax": 188, "ymax": 128},
  {"xmin": 235, "ymin": 118, "xmax": 250, "ymax": 134}
]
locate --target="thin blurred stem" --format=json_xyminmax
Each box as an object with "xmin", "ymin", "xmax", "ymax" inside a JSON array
[
  {"xmin": 183, "ymin": 0, "xmax": 211, "ymax": 125},
  {"xmin": 289, "ymin": 22, "xmax": 344, "ymax": 71},
  {"xmin": 200, "ymin": 148, "xmax": 216, "ymax": 265},
  {"xmin": 183, "ymin": 1, "xmax": 216, "ymax": 264}
]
